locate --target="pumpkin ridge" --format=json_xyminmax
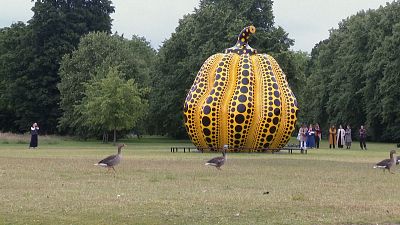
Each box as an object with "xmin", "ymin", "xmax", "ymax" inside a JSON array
[
  {"xmin": 245, "ymin": 55, "xmax": 262, "ymax": 150},
  {"xmin": 184, "ymin": 54, "xmax": 222, "ymax": 147},
  {"xmin": 220, "ymin": 53, "xmax": 240, "ymax": 148},
  {"xmin": 200, "ymin": 54, "xmax": 231, "ymax": 150},
  {"xmin": 252, "ymin": 54, "xmax": 280, "ymax": 149},
  {"xmin": 266, "ymin": 55, "xmax": 298, "ymax": 148},
  {"xmin": 227, "ymin": 54, "xmax": 255, "ymax": 149}
]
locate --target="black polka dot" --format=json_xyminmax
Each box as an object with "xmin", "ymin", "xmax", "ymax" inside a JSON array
[
  {"xmin": 274, "ymin": 108, "xmax": 280, "ymax": 116},
  {"xmin": 235, "ymin": 134, "xmax": 241, "ymax": 139},
  {"xmin": 242, "ymin": 78, "xmax": 249, "ymax": 84},
  {"xmin": 203, "ymin": 128, "xmax": 211, "ymax": 136},
  {"xmin": 238, "ymin": 95, "xmax": 247, "ymax": 102},
  {"xmin": 274, "ymin": 91, "xmax": 280, "ymax": 98},
  {"xmin": 240, "ymin": 86, "xmax": 248, "ymax": 93},
  {"xmin": 242, "ymin": 70, "xmax": 249, "ymax": 76},
  {"xmin": 235, "ymin": 114, "xmax": 245, "ymax": 124},
  {"xmin": 237, "ymin": 104, "xmax": 246, "ymax": 113},
  {"xmin": 203, "ymin": 106, "xmax": 211, "ymax": 115},
  {"xmin": 235, "ymin": 125, "xmax": 242, "ymax": 132},
  {"xmin": 266, "ymin": 135, "xmax": 273, "ymax": 141},
  {"xmin": 206, "ymin": 97, "xmax": 213, "ymax": 104},
  {"xmin": 272, "ymin": 117, "xmax": 279, "ymax": 125},
  {"xmin": 274, "ymin": 99, "xmax": 281, "ymax": 106},
  {"xmin": 202, "ymin": 117, "xmax": 211, "ymax": 126},
  {"xmin": 270, "ymin": 126, "xmax": 276, "ymax": 133}
]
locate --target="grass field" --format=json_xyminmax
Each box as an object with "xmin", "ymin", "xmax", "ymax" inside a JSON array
[{"xmin": 0, "ymin": 135, "xmax": 399, "ymax": 225}]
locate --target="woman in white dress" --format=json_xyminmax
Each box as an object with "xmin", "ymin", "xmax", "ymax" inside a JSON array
[{"xmin": 336, "ymin": 125, "xmax": 345, "ymax": 149}]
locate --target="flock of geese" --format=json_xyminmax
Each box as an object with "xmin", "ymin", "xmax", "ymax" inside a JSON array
[{"xmin": 94, "ymin": 143, "xmax": 399, "ymax": 174}]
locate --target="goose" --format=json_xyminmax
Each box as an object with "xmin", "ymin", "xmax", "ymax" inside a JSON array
[
  {"xmin": 94, "ymin": 144, "xmax": 126, "ymax": 172},
  {"xmin": 205, "ymin": 145, "xmax": 228, "ymax": 170},
  {"xmin": 373, "ymin": 150, "xmax": 397, "ymax": 174}
]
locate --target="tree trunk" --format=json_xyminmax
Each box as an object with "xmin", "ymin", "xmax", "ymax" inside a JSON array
[
  {"xmin": 113, "ymin": 128, "xmax": 116, "ymax": 145},
  {"xmin": 102, "ymin": 132, "xmax": 109, "ymax": 143}
]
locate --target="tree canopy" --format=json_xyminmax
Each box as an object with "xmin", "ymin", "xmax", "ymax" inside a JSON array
[
  {"xmin": 0, "ymin": 0, "xmax": 114, "ymax": 133},
  {"xmin": 58, "ymin": 32, "xmax": 155, "ymax": 137}
]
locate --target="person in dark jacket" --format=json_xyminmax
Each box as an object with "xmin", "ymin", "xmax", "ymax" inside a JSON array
[{"xmin": 29, "ymin": 123, "xmax": 39, "ymax": 149}]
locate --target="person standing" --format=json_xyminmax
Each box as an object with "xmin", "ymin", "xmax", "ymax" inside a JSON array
[
  {"xmin": 329, "ymin": 125, "xmax": 336, "ymax": 149},
  {"xmin": 314, "ymin": 123, "xmax": 321, "ymax": 149},
  {"xmin": 299, "ymin": 124, "xmax": 308, "ymax": 149},
  {"xmin": 359, "ymin": 125, "xmax": 367, "ymax": 150},
  {"xmin": 306, "ymin": 124, "xmax": 315, "ymax": 148},
  {"xmin": 29, "ymin": 123, "xmax": 39, "ymax": 149},
  {"xmin": 337, "ymin": 125, "xmax": 345, "ymax": 149},
  {"xmin": 345, "ymin": 125, "xmax": 352, "ymax": 149}
]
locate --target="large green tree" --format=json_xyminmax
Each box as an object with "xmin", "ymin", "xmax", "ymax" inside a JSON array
[
  {"xmin": 58, "ymin": 32, "xmax": 155, "ymax": 137},
  {"xmin": 148, "ymin": 0, "xmax": 301, "ymax": 138},
  {"xmin": 0, "ymin": 0, "xmax": 114, "ymax": 133},
  {"xmin": 79, "ymin": 67, "xmax": 149, "ymax": 143},
  {"xmin": 300, "ymin": 2, "xmax": 400, "ymax": 141}
]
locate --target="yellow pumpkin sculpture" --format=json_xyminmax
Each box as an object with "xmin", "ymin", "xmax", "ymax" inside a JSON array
[{"xmin": 183, "ymin": 26, "xmax": 298, "ymax": 152}]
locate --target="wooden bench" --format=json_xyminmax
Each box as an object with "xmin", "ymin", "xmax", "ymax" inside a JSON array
[
  {"xmin": 278, "ymin": 145, "xmax": 307, "ymax": 154},
  {"xmin": 170, "ymin": 147, "xmax": 196, "ymax": 153},
  {"xmin": 171, "ymin": 144, "xmax": 307, "ymax": 154}
]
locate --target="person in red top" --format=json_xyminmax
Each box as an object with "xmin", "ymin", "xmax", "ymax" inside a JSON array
[{"xmin": 359, "ymin": 125, "xmax": 367, "ymax": 150}]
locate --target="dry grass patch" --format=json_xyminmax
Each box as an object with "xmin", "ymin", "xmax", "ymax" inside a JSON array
[{"xmin": 0, "ymin": 132, "xmax": 68, "ymax": 145}]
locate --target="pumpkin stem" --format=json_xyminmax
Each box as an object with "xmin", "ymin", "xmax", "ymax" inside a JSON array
[{"xmin": 225, "ymin": 26, "xmax": 257, "ymax": 55}]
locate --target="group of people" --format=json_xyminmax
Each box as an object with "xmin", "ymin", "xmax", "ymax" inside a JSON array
[
  {"xmin": 298, "ymin": 123, "xmax": 368, "ymax": 150},
  {"xmin": 328, "ymin": 125, "xmax": 367, "ymax": 150},
  {"xmin": 297, "ymin": 123, "xmax": 322, "ymax": 149},
  {"xmin": 328, "ymin": 125, "xmax": 352, "ymax": 149}
]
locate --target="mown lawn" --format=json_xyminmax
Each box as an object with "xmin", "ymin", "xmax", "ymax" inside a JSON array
[{"xmin": 0, "ymin": 136, "xmax": 399, "ymax": 225}]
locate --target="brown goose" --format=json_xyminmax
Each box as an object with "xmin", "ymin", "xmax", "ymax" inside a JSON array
[
  {"xmin": 94, "ymin": 144, "xmax": 126, "ymax": 172},
  {"xmin": 205, "ymin": 145, "xmax": 228, "ymax": 170},
  {"xmin": 373, "ymin": 150, "xmax": 397, "ymax": 174}
]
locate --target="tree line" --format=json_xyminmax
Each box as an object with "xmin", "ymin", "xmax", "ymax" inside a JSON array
[
  {"xmin": 0, "ymin": 0, "xmax": 399, "ymax": 142},
  {"xmin": 299, "ymin": 1, "xmax": 400, "ymax": 142}
]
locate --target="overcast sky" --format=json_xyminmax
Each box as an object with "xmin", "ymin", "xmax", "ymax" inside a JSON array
[{"xmin": 0, "ymin": 0, "xmax": 389, "ymax": 52}]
